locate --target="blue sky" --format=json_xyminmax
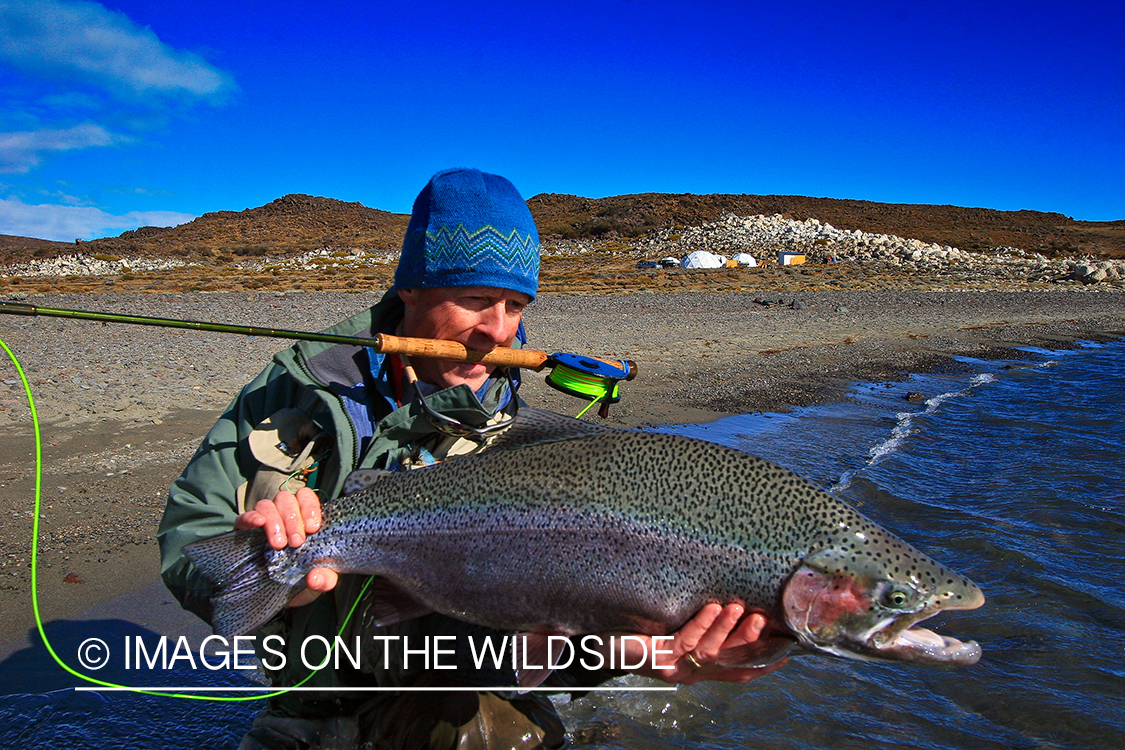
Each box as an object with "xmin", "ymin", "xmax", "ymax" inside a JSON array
[{"xmin": 0, "ymin": 0, "xmax": 1122, "ymax": 242}]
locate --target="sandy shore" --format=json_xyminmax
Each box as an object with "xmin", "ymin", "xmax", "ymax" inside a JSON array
[{"xmin": 2, "ymin": 288, "xmax": 1124, "ymax": 651}]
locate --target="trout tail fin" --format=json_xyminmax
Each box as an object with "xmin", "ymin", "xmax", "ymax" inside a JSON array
[{"xmin": 183, "ymin": 529, "xmax": 303, "ymax": 638}]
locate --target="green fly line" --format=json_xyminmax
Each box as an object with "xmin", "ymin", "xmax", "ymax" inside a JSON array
[
  {"xmin": 0, "ymin": 336, "xmax": 371, "ymax": 702},
  {"xmin": 547, "ymin": 362, "xmax": 621, "ymax": 418},
  {"xmin": 1, "ymin": 323, "xmax": 625, "ymax": 701}
]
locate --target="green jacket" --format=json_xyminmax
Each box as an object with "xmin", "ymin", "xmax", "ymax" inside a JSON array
[{"xmin": 158, "ymin": 290, "xmax": 613, "ymax": 721}]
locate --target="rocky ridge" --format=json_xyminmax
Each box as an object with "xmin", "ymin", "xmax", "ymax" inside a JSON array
[
  {"xmin": 527, "ymin": 192, "xmax": 1125, "ymax": 258},
  {"xmin": 1, "ymin": 246, "xmax": 399, "ymax": 279},
  {"xmin": 5, "ymin": 211, "xmax": 1124, "ymax": 290},
  {"xmin": 562, "ymin": 213, "xmax": 1125, "ymax": 287},
  {"xmin": 4, "ymin": 212, "xmax": 1123, "ymax": 291},
  {"xmin": 2, "ymin": 254, "xmax": 191, "ymax": 277}
]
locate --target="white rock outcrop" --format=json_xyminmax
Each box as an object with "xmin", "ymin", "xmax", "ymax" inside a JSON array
[{"xmin": 631, "ymin": 213, "xmax": 1124, "ymax": 286}]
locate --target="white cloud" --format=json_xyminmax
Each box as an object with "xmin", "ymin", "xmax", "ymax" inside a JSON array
[
  {"xmin": 0, "ymin": 196, "xmax": 194, "ymax": 241},
  {"xmin": 0, "ymin": 122, "xmax": 130, "ymax": 173},
  {"xmin": 0, "ymin": 0, "xmax": 237, "ymax": 103}
]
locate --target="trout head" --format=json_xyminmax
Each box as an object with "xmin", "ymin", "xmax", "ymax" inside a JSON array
[{"xmin": 782, "ymin": 528, "xmax": 985, "ymax": 665}]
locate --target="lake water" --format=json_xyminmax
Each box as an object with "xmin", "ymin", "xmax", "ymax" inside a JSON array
[{"xmin": 3, "ymin": 339, "xmax": 1123, "ymax": 749}]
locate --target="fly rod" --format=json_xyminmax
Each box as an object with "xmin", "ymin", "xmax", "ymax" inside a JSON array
[{"xmin": 0, "ymin": 301, "xmax": 636, "ymax": 411}]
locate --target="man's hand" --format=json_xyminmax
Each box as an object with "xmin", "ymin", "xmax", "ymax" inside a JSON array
[
  {"xmin": 608, "ymin": 603, "xmax": 787, "ymax": 685},
  {"xmin": 232, "ymin": 486, "xmax": 338, "ymax": 607}
]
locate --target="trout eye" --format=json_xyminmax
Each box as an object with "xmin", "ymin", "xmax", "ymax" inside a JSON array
[{"xmin": 881, "ymin": 586, "xmax": 916, "ymax": 609}]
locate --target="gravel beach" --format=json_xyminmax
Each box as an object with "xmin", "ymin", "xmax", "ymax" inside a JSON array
[{"xmin": 2, "ymin": 289, "xmax": 1124, "ymax": 648}]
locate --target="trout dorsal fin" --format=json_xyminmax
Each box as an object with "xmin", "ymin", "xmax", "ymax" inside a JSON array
[
  {"xmin": 716, "ymin": 636, "xmax": 797, "ymax": 669},
  {"xmin": 342, "ymin": 469, "xmax": 394, "ymax": 494},
  {"xmin": 485, "ymin": 408, "xmax": 610, "ymax": 453},
  {"xmin": 362, "ymin": 577, "xmax": 436, "ymax": 626}
]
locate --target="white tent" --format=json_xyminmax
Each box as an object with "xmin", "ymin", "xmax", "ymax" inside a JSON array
[
  {"xmin": 732, "ymin": 253, "xmax": 758, "ymax": 267},
  {"xmin": 679, "ymin": 251, "xmax": 724, "ymax": 269}
]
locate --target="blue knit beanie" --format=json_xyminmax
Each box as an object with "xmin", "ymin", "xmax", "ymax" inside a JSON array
[{"xmin": 394, "ymin": 168, "xmax": 540, "ymax": 299}]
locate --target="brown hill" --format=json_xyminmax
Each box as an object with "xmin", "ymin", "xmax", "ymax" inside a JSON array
[
  {"xmin": 83, "ymin": 193, "xmax": 411, "ymax": 260},
  {"xmin": 0, "ymin": 194, "xmax": 411, "ymax": 264},
  {"xmin": 3, "ymin": 191, "xmax": 1122, "ymax": 265},
  {"xmin": 0, "ymin": 194, "xmax": 409, "ymax": 264},
  {"xmin": 0, "ymin": 234, "xmax": 71, "ymax": 253}
]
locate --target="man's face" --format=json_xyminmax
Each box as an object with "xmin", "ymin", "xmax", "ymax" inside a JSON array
[{"xmin": 398, "ymin": 286, "xmax": 531, "ymax": 392}]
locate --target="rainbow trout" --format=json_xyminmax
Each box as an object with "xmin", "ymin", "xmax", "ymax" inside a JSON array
[{"xmin": 184, "ymin": 409, "xmax": 984, "ymax": 677}]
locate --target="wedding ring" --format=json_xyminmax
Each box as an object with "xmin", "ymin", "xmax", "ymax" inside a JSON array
[{"xmin": 685, "ymin": 653, "xmax": 703, "ymax": 669}]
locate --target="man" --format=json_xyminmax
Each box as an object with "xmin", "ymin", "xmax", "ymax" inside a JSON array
[{"xmin": 159, "ymin": 168, "xmax": 781, "ymax": 750}]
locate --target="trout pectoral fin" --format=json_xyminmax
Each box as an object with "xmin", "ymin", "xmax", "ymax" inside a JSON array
[
  {"xmin": 363, "ymin": 577, "xmax": 435, "ymax": 626},
  {"xmin": 514, "ymin": 632, "xmax": 569, "ymax": 690},
  {"xmin": 342, "ymin": 469, "xmax": 394, "ymax": 494},
  {"xmin": 716, "ymin": 637, "xmax": 797, "ymax": 669}
]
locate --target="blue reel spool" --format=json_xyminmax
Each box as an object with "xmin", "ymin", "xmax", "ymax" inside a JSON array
[{"xmin": 545, "ymin": 352, "xmax": 636, "ymax": 417}]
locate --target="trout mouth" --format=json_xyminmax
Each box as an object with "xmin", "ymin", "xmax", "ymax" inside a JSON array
[
  {"xmin": 864, "ymin": 607, "xmax": 983, "ymax": 665},
  {"xmin": 782, "ymin": 564, "xmax": 985, "ymax": 665}
]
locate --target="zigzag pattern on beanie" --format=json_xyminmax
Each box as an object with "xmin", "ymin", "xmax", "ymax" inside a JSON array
[{"xmin": 425, "ymin": 224, "xmax": 540, "ymax": 275}]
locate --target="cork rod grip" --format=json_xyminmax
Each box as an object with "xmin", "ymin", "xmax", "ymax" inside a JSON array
[{"xmin": 374, "ymin": 333, "xmax": 551, "ymax": 370}]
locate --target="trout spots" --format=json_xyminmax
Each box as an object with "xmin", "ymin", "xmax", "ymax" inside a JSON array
[{"xmin": 208, "ymin": 408, "xmax": 983, "ymax": 663}]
